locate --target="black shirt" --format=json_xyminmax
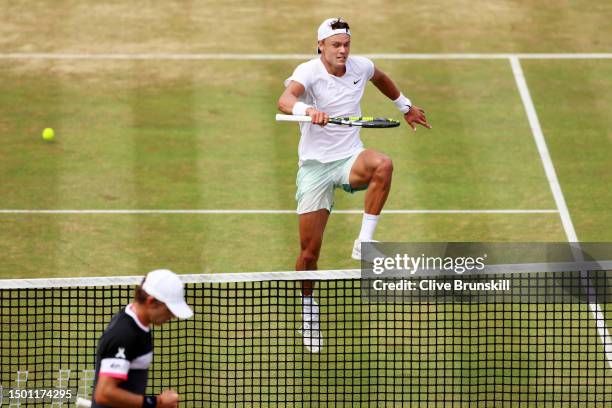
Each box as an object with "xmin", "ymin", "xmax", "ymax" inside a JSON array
[{"xmin": 91, "ymin": 304, "xmax": 153, "ymax": 408}]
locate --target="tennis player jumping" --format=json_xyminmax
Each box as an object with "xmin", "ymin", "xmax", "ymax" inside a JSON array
[{"xmin": 278, "ymin": 18, "xmax": 431, "ymax": 352}]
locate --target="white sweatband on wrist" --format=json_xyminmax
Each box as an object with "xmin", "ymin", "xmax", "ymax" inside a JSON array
[
  {"xmin": 292, "ymin": 102, "xmax": 313, "ymax": 116},
  {"xmin": 393, "ymin": 93, "xmax": 412, "ymax": 114}
]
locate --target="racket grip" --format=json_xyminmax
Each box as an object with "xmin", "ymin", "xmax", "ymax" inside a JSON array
[
  {"xmin": 275, "ymin": 114, "xmax": 311, "ymax": 123},
  {"xmin": 75, "ymin": 397, "xmax": 92, "ymax": 407}
]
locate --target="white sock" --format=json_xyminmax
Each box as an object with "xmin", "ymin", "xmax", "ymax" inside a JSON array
[
  {"xmin": 358, "ymin": 213, "xmax": 379, "ymax": 241},
  {"xmin": 302, "ymin": 296, "xmax": 319, "ymax": 322}
]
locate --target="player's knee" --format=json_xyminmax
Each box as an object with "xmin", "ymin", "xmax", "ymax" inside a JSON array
[
  {"xmin": 375, "ymin": 156, "xmax": 393, "ymax": 179},
  {"xmin": 299, "ymin": 249, "xmax": 319, "ymax": 266}
]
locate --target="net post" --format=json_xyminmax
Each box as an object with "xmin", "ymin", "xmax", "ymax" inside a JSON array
[
  {"xmin": 8, "ymin": 370, "xmax": 28, "ymax": 408},
  {"xmin": 76, "ymin": 370, "xmax": 95, "ymax": 402},
  {"xmin": 50, "ymin": 369, "xmax": 71, "ymax": 407}
]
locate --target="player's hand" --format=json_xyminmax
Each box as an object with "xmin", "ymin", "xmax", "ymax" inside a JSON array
[
  {"xmin": 306, "ymin": 108, "xmax": 329, "ymax": 126},
  {"xmin": 157, "ymin": 389, "xmax": 179, "ymax": 408},
  {"xmin": 404, "ymin": 106, "xmax": 431, "ymax": 131}
]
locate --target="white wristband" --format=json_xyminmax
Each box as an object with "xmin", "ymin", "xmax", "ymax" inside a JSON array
[
  {"xmin": 393, "ymin": 93, "xmax": 412, "ymax": 114},
  {"xmin": 292, "ymin": 102, "xmax": 313, "ymax": 116}
]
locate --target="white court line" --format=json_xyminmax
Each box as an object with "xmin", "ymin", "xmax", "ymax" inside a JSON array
[
  {"xmin": 510, "ymin": 56, "xmax": 612, "ymax": 368},
  {"xmin": 0, "ymin": 209, "xmax": 559, "ymax": 215},
  {"xmin": 0, "ymin": 53, "xmax": 611, "ymax": 60}
]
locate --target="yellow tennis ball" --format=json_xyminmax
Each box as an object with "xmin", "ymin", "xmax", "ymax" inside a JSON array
[{"xmin": 42, "ymin": 128, "xmax": 55, "ymax": 141}]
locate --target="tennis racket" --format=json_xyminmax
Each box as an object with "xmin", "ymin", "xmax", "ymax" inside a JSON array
[
  {"xmin": 75, "ymin": 397, "xmax": 92, "ymax": 407},
  {"xmin": 276, "ymin": 114, "xmax": 400, "ymax": 128}
]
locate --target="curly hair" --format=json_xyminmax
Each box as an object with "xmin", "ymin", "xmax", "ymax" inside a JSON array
[{"xmin": 330, "ymin": 18, "xmax": 350, "ymax": 30}]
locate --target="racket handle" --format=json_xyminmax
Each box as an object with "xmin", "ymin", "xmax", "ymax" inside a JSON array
[
  {"xmin": 275, "ymin": 114, "xmax": 311, "ymax": 123},
  {"xmin": 75, "ymin": 397, "xmax": 92, "ymax": 407}
]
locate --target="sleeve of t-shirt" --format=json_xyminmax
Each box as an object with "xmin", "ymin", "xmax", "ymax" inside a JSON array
[
  {"xmin": 284, "ymin": 61, "xmax": 312, "ymax": 90},
  {"xmin": 98, "ymin": 335, "xmax": 134, "ymax": 380},
  {"xmin": 360, "ymin": 56, "xmax": 375, "ymax": 80}
]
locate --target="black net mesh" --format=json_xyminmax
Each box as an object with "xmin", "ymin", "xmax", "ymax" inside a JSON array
[{"xmin": 1, "ymin": 277, "xmax": 611, "ymax": 406}]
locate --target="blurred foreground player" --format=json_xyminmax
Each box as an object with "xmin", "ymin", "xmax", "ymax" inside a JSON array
[
  {"xmin": 278, "ymin": 18, "xmax": 431, "ymax": 352},
  {"xmin": 92, "ymin": 269, "xmax": 193, "ymax": 408}
]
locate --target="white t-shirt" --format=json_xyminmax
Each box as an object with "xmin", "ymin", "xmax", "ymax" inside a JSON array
[{"xmin": 284, "ymin": 56, "xmax": 375, "ymax": 164}]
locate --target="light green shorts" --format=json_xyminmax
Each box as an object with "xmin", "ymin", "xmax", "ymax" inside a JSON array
[{"xmin": 296, "ymin": 150, "xmax": 367, "ymax": 214}]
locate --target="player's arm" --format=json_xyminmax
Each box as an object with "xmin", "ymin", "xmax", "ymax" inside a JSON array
[
  {"xmin": 94, "ymin": 376, "xmax": 179, "ymax": 408},
  {"xmin": 370, "ymin": 67, "xmax": 431, "ymax": 131},
  {"xmin": 277, "ymin": 80, "xmax": 328, "ymax": 125}
]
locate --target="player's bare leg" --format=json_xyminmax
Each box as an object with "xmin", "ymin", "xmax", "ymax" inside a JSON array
[
  {"xmin": 348, "ymin": 149, "xmax": 393, "ymax": 260},
  {"xmin": 296, "ymin": 209, "xmax": 328, "ymax": 352},
  {"xmin": 349, "ymin": 149, "xmax": 393, "ymax": 214}
]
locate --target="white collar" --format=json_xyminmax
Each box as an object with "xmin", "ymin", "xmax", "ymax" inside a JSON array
[{"xmin": 125, "ymin": 303, "xmax": 150, "ymax": 332}]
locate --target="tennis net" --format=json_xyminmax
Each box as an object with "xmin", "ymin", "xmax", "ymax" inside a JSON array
[{"xmin": 1, "ymin": 269, "xmax": 611, "ymax": 406}]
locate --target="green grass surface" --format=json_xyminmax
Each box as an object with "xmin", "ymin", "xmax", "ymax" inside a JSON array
[
  {"xmin": 1, "ymin": 2, "xmax": 611, "ymax": 406},
  {"xmin": 1, "ymin": 1, "xmax": 611, "ymax": 54},
  {"xmin": 0, "ymin": 213, "xmax": 566, "ymax": 278},
  {"xmin": 521, "ymin": 60, "xmax": 612, "ymax": 241},
  {"xmin": 0, "ymin": 59, "xmax": 580, "ymax": 278}
]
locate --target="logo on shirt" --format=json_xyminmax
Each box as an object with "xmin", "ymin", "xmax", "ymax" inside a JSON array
[
  {"xmin": 115, "ymin": 347, "xmax": 126, "ymax": 359},
  {"xmin": 353, "ymin": 79, "xmax": 361, "ymax": 85}
]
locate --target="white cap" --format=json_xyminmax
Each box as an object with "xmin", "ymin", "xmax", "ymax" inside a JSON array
[
  {"xmin": 142, "ymin": 269, "xmax": 193, "ymax": 319},
  {"xmin": 317, "ymin": 17, "xmax": 351, "ymax": 41}
]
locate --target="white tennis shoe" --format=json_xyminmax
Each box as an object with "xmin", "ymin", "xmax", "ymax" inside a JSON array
[
  {"xmin": 300, "ymin": 297, "xmax": 323, "ymax": 353},
  {"xmin": 299, "ymin": 321, "xmax": 323, "ymax": 353},
  {"xmin": 352, "ymin": 239, "xmax": 386, "ymax": 262}
]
